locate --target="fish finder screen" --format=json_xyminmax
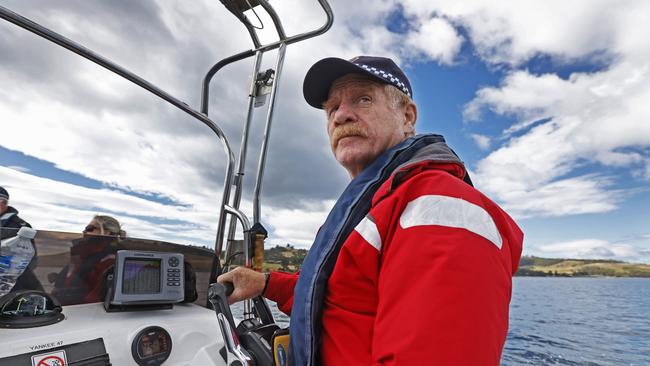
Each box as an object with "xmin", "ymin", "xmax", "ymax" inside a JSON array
[{"xmin": 123, "ymin": 258, "xmax": 161, "ymax": 294}]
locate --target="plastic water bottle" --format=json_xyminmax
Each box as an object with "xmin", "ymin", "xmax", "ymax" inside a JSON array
[{"xmin": 0, "ymin": 226, "xmax": 37, "ymax": 297}]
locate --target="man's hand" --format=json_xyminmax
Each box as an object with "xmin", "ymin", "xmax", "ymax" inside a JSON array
[{"xmin": 216, "ymin": 267, "xmax": 266, "ymax": 304}]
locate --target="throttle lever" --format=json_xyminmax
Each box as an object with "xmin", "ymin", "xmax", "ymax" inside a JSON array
[
  {"xmin": 223, "ymin": 282, "xmax": 235, "ymax": 296},
  {"xmin": 208, "ymin": 282, "xmax": 236, "ymax": 330},
  {"xmin": 208, "ymin": 282, "xmax": 254, "ymax": 365}
]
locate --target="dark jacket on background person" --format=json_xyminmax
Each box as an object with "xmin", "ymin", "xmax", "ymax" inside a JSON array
[
  {"xmin": 0, "ymin": 206, "xmax": 31, "ymax": 240},
  {"xmin": 52, "ymin": 235, "xmax": 122, "ymax": 305},
  {"xmin": 0, "ymin": 206, "xmax": 43, "ymax": 293}
]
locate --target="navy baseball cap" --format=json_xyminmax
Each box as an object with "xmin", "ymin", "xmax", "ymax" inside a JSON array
[
  {"xmin": 0, "ymin": 186, "xmax": 8, "ymax": 201},
  {"xmin": 303, "ymin": 55, "xmax": 413, "ymax": 109}
]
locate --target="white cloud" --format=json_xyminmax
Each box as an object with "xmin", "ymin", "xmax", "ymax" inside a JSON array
[
  {"xmin": 443, "ymin": 0, "xmax": 650, "ymax": 219},
  {"xmin": 491, "ymin": 175, "xmax": 621, "ymax": 219},
  {"xmin": 468, "ymin": 64, "xmax": 650, "ymax": 217},
  {"xmin": 1, "ymin": 165, "xmax": 332, "ymax": 248},
  {"xmin": 536, "ymin": 238, "xmax": 647, "ymax": 263},
  {"xmin": 470, "ymin": 133, "xmax": 490, "ymax": 150},
  {"xmin": 643, "ymin": 160, "xmax": 650, "ymax": 180},
  {"xmin": 0, "ymin": 90, "xmax": 225, "ymax": 207},
  {"xmin": 595, "ymin": 151, "xmax": 644, "ymax": 167},
  {"xmin": 399, "ymin": 0, "xmax": 642, "ymax": 66},
  {"xmin": 0, "ymin": 166, "xmax": 212, "ymax": 242},
  {"xmin": 6, "ymin": 166, "xmax": 30, "ymax": 173},
  {"xmin": 405, "ymin": 17, "xmax": 463, "ymax": 65},
  {"xmin": 463, "ymin": 72, "xmax": 572, "ymax": 122},
  {"xmin": 264, "ymin": 200, "xmax": 335, "ymax": 248}
]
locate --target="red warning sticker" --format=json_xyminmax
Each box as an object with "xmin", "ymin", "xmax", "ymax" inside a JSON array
[{"xmin": 31, "ymin": 350, "xmax": 67, "ymax": 366}]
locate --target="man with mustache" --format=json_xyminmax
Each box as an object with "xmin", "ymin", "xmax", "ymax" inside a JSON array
[{"xmin": 218, "ymin": 56, "xmax": 523, "ymax": 365}]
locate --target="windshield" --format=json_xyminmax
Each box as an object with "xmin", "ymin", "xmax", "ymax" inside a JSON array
[{"xmin": 0, "ymin": 228, "xmax": 217, "ymax": 307}]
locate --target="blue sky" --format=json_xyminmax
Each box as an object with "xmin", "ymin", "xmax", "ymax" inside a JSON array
[
  {"xmin": 409, "ymin": 39, "xmax": 650, "ymax": 263},
  {"xmin": 1, "ymin": 0, "xmax": 649, "ymax": 263}
]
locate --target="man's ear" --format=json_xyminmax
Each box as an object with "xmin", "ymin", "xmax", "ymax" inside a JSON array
[{"xmin": 403, "ymin": 101, "xmax": 417, "ymax": 135}]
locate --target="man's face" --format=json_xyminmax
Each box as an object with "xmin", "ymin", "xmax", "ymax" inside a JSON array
[
  {"xmin": 324, "ymin": 75, "xmax": 415, "ymax": 177},
  {"xmin": 0, "ymin": 199, "xmax": 6, "ymax": 214}
]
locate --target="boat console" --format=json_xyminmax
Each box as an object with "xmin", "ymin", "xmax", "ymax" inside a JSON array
[
  {"xmin": 0, "ymin": 230, "xmax": 225, "ymax": 365},
  {"xmin": 2, "ymin": 302, "xmax": 223, "ymax": 366}
]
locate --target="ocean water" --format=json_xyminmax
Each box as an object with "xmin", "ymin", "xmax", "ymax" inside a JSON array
[
  {"xmin": 503, "ymin": 277, "xmax": 650, "ymax": 365},
  {"xmin": 233, "ymin": 277, "xmax": 650, "ymax": 365}
]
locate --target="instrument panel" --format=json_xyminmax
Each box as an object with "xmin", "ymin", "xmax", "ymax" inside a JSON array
[{"xmin": 132, "ymin": 326, "xmax": 172, "ymax": 366}]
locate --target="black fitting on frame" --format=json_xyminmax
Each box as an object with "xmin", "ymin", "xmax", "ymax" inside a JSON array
[{"xmin": 220, "ymin": 0, "xmax": 261, "ymax": 22}]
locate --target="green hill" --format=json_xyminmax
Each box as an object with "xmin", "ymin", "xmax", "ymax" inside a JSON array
[
  {"xmin": 516, "ymin": 256, "xmax": 650, "ymax": 277},
  {"xmin": 262, "ymin": 244, "xmax": 308, "ymax": 272}
]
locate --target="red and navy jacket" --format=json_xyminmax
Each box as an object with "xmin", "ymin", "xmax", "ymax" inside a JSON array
[{"xmin": 264, "ymin": 134, "xmax": 523, "ymax": 365}]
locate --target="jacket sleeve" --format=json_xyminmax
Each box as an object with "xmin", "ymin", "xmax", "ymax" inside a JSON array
[
  {"xmin": 369, "ymin": 172, "xmax": 515, "ymax": 365},
  {"xmin": 263, "ymin": 271, "xmax": 299, "ymax": 315}
]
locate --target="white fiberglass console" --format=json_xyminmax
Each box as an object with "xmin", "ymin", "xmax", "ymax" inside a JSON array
[{"xmin": 0, "ymin": 302, "xmax": 228, "ymax": 366}]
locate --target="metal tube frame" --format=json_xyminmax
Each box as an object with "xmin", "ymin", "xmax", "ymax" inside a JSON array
[
  {"xmin": 200, "ymin": 0, "xmax": 333, "ymax": 117},
  {"xmin": 202, "ymin": 0, "xmax": 333, "ymax": 261},
  {"xmin": 222, "ymin": 204, "xmax": 254, "ymax": 319},
  {"xmin": 223, "ymin": 204, "xmax": 252, "ymax": 266},
  {"xmin": 208, "ymin": 0, "xmax": 331, "ymax": 329},
  {"xmin": 224, "ymin": 0, "xmax": 287, "ymax": 232},
  {"xmin": 258, "ymin": 0, "xmax": 287, "ymax": 39},
  {"xmin": 253, "ymin": 42, "xmax": 286, "ymax": 223},
  {"xmin": 224, "ymin": 50, "xmax": 264, "ymax": 259}
]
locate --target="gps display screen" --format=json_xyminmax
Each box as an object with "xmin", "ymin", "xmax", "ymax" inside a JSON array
[{"xmin": 122, "ymin": 258, "xmax": 161, "ymax": 294}]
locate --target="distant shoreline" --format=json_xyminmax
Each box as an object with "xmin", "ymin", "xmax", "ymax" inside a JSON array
[
  {"xmin": 515, "ymin": 273, "xmax": 650, "ymax": 278},
  {"xmin": 516, "ymin": 256, "xmax": 650, "ymax": 278},
  {"xmin": 260, "ymin": 246, "xmax": 650, "ymax": 278}
]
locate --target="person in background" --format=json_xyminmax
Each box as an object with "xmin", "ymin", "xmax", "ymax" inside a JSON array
[
  {"xmin": 0, "ymin": 186, "xmax": 31, "ymax": 240},
  {"xmin": 219, "ymin": 56, "xmax": 524, "ymax": 365},
  {"xmin": 0, "ymin": 185, "xmax": 43, "ymax": 293},
  {"xmin": 52, "ymin": 215, "xmax": 125, "ymax": 305},
  {"xmin": 83, "ymin": 215, "xmax": 127, "ymax": 238}
]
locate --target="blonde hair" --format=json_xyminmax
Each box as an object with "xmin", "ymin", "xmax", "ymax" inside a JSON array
[{"xmin": 94, "ymin": 215, "xmax": 126, "ymax": 238}]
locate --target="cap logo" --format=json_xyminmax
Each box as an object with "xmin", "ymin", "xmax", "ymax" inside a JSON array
[{"xmin": 354, "ymin": 63, "xmax": 411, "ymax": 97}]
